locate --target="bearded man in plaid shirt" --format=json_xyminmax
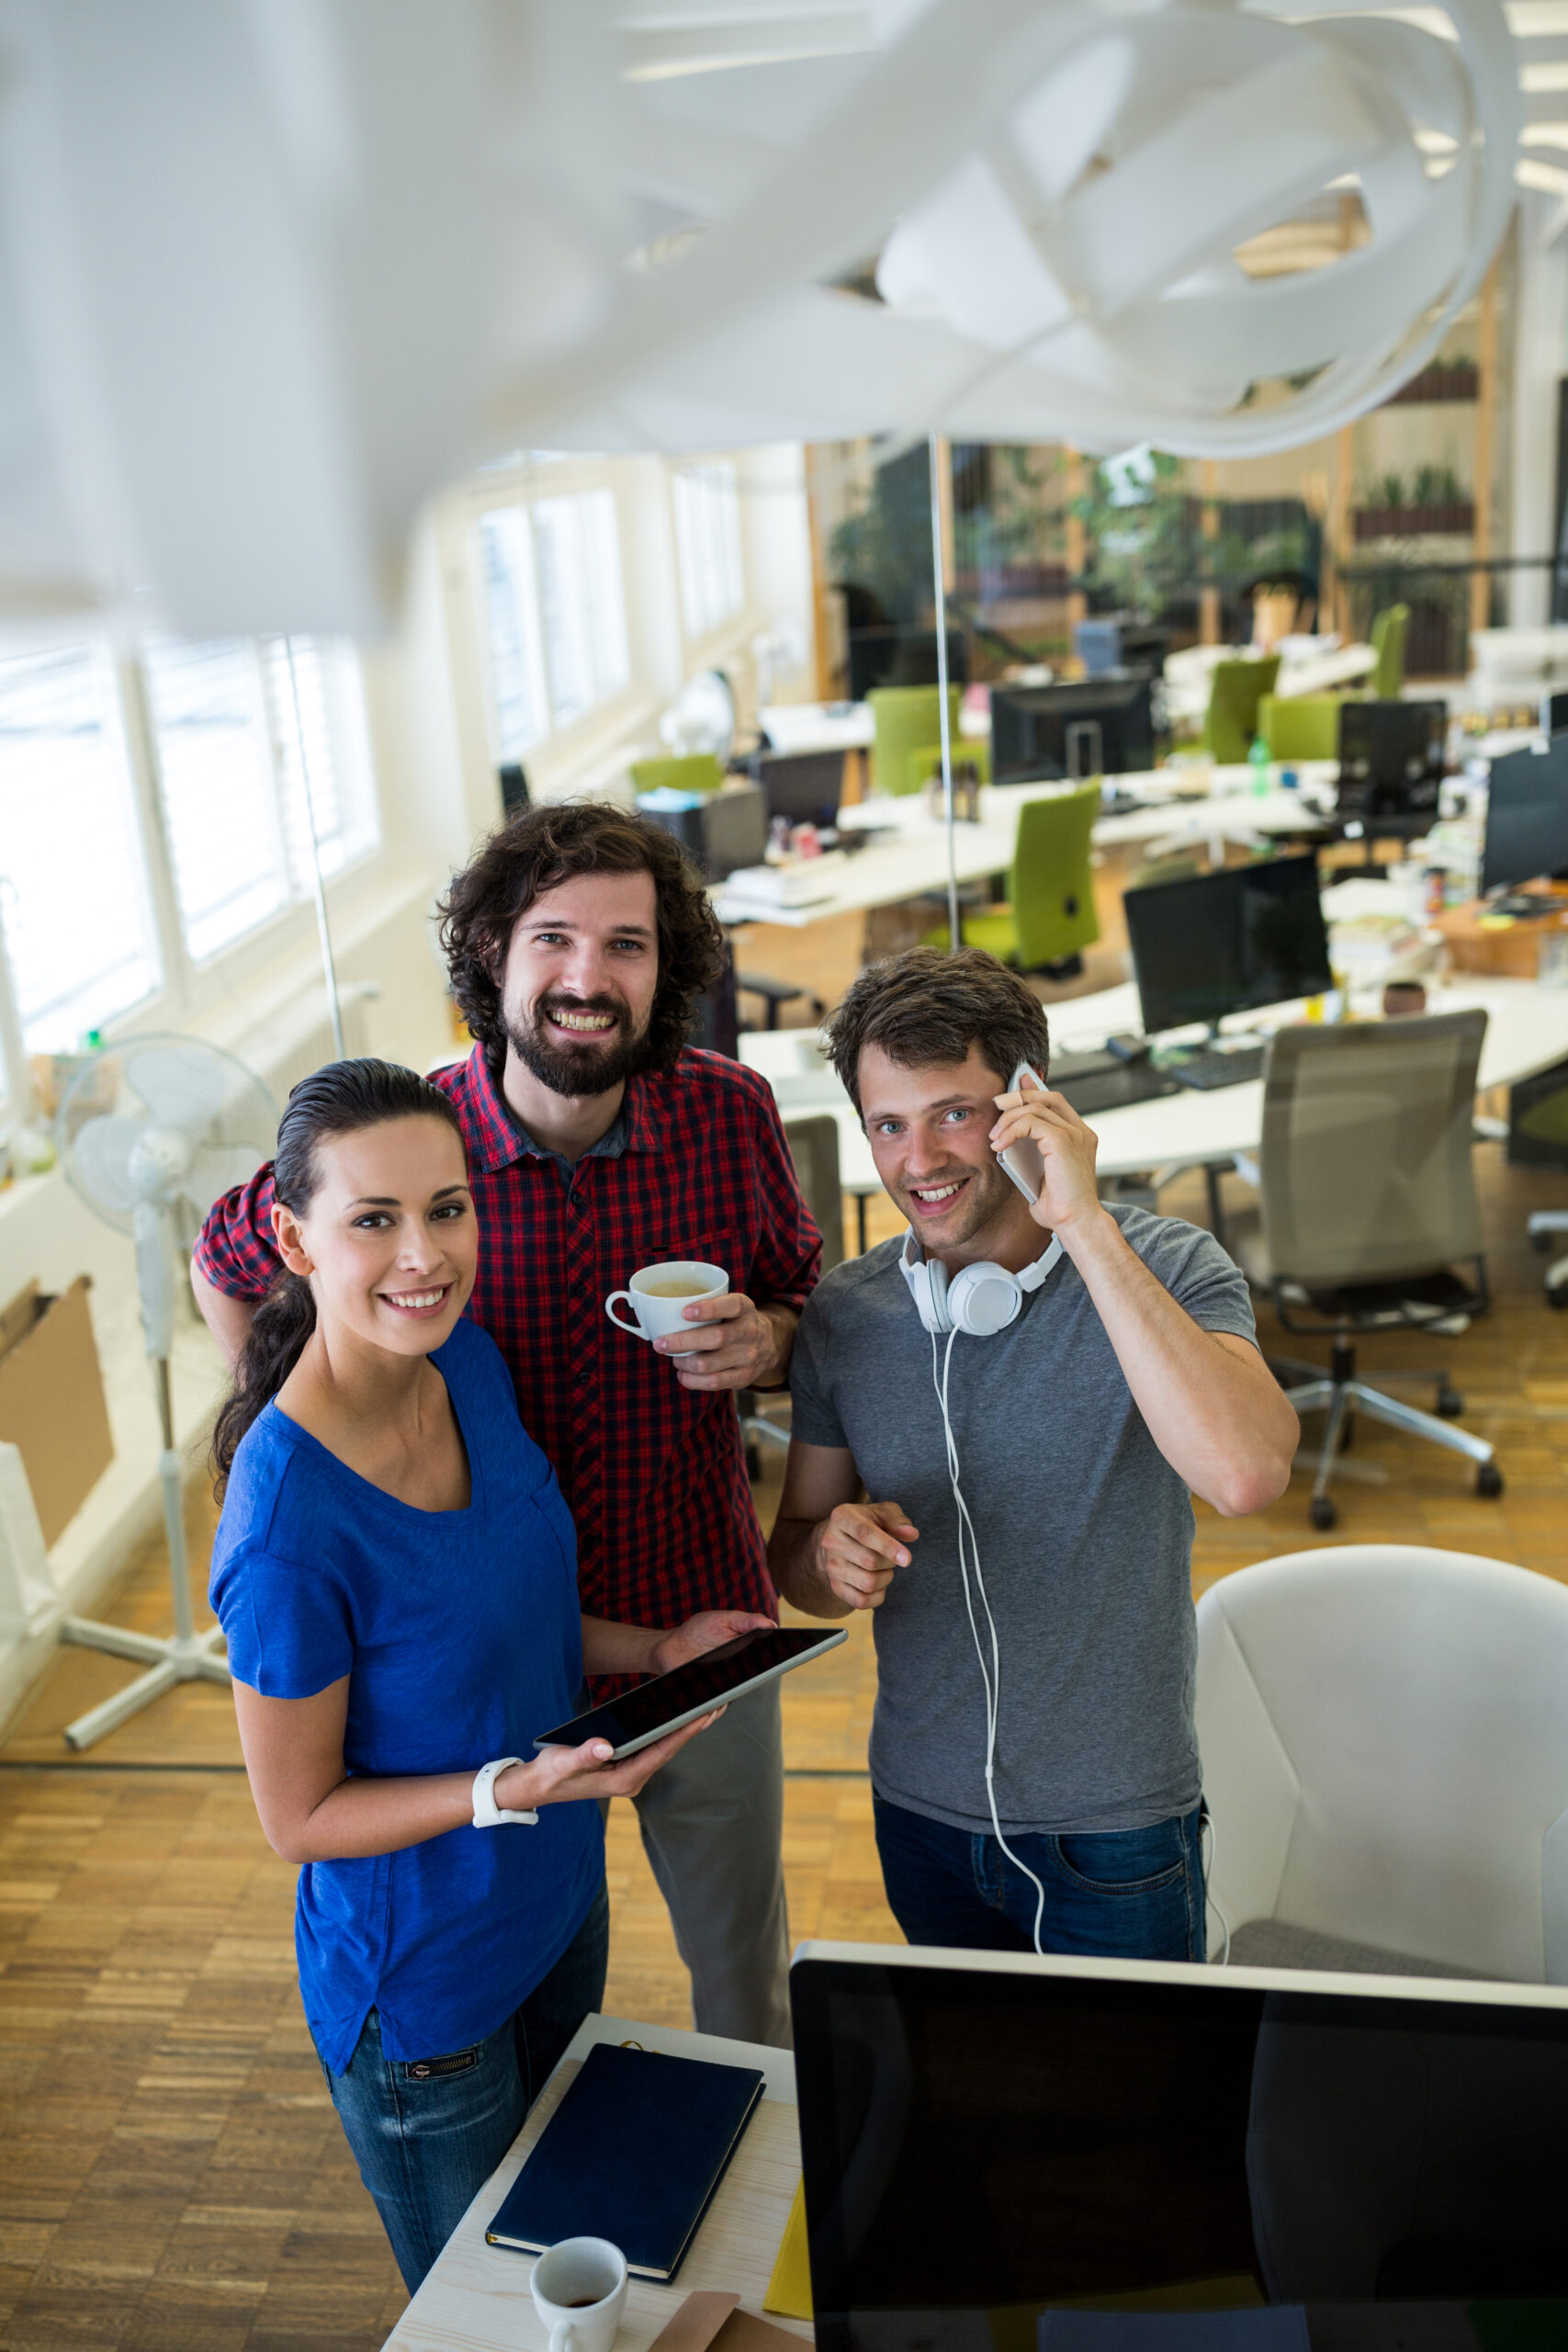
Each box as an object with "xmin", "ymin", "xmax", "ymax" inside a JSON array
[{"xmin": 193, "ymin": 801, "xmax": 822, "ymax": 2048}]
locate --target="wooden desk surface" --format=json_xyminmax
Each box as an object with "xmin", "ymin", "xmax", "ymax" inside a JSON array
[{"xmin": 386, "ymin": 2016, "xmax": 812, "ymax": 2352}]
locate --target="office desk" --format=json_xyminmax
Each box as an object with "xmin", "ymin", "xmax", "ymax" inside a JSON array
[
  {"xmin": 760, "ymin": 701, "xmax": 873, "ymax": 755},
  {"xmin": 385, "ymin": 2014, "xmax": 807, "ymax": 2352},
  {"xmin": 742, "ymin": 977, "xmax": 1568, "ymax": 1193},
  {"xmin": 713, "ymin": 767, "xmax": 1338, "ymax": 930}
]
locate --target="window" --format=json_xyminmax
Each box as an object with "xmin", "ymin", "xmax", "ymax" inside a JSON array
[
  {"xmin": 143, "ymin": 639, "xmax": 289, "ymax": 961},
  {"xmin": 533, "ymin": 489, "xmax": 630, "ymax": 728},
  {"xmin": 145, "ymin": 634, "xmax": 378, "ymax": 965},
  {"xmin": 671, "ymin": 461, "xmax": 744, "ymax": 639},
  {"xmin": 265, "ymin": 637, "xmax": 378, "ymax": 886},
  {"xmin": 0, "ymin": 645, "xmax": 160, "ymax": 1053},
  {"xmin": 479, "ymin": 488, "xmax": 630, "ymax": 754},
  {"xmin": 478, "ymin": 506, "xmax": 550, "ymax": 761}
]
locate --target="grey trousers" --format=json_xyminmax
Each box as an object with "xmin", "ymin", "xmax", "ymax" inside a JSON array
[{"xmin": 629, "ymin": 1675, "xmax": 793, "ymax": 2049}]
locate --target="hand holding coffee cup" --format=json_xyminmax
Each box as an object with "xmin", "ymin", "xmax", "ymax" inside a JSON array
[
  {"xmin": 604, "ymin": 1262, "xmax": 729, "ymax": 1355},
  {"xmin": 530, "ymin": 2236, "xmax": 627, "ymax": 2352}
]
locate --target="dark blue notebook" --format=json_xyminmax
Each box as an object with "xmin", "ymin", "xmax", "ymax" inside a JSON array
[{"xmin": 486, "ymin": 2040, "xmax": 765, "ymax": 2280}]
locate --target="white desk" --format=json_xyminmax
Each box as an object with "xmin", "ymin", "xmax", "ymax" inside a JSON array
[
  {"xmin": 742, "ymin": 977, "xmax": 1568, "ymax": 1192},
  {"xmin": 714, "ymin": 767, "xmax": 1338, "ymax": 931},
  {"xmin": 759, "ymin": 701, "xmax": 873, "ymax": 755},
  {"xmin": 386, "ymin": 2015, "xmax": 808, "ymax": 2352},
  {"xmin": 1274, "ymin": 642, "xmax": 1377, "ymax": 696}
]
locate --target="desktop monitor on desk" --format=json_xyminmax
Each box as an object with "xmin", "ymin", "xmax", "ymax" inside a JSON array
[
  {"xmin": 991, "ymin": 677, "xmax": 1155, "ymax": 783},
  {"xmin": 1482, "ymin": 735, "xmax": 1568, "ymax": 897},
  {"xmin": 791, "ymin": 1942, "xmax": 1568, "ymax": 2352},
  {"xmin": 1335, "ymin": 699, "xmax": 1447, "ymax": 826},
  {"xmin": 755, "ymin": 750, "xmax": 844, "ymax": 830},
  {"xmin": 1124, "ymin": 852, "xmax": 1334, "ymax": 1036}
]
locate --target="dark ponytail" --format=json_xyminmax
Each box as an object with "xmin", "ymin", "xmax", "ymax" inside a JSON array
[{"xmin": 210, "ymin": 1058, "xmax": 466, "ymax": 1496}]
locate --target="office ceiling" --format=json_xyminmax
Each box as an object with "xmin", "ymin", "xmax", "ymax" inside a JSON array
[{"xmin": 0, "ymin": 0, "xmax": 1530, "ymax": 639}]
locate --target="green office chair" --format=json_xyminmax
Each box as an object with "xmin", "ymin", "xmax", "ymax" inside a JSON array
[
  {"xmin": 1204, "ymin": 657, "xmax": 1280, "ymax": 765},
  {"xmin": 868, "ymin": 685, "xmax": 961, "ymax": 797},
  {"xmin": 1258, "ymin": 694, "xmax": 1343, "ymax": 763},
  {"xmin": 1370, "ymin": 604, "xmax": 1409, "ymax": 699},
  {"xmin": 907, "ymin": 738, "xmax": 992, "ymax": 794},
  {"xmin": 928, "ymin": 785, "xmax": 1101, "ymax": 973},
  {"xmin": 629, "ymin": 753, "xmax": 726, "ymax": 796}
]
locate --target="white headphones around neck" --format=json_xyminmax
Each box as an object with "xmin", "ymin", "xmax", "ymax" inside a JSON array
[{"xmin": 898, "ymin": 1230, "xmax": 1064, "ymax": 1338}]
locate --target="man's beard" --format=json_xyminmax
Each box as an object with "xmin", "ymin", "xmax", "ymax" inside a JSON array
[
  {"xmin": 895, "ymin": 1156, "xmax": 1016, "ymax": 1251},
  {"xmin": 504, "ymin": 991, "xmax": 649, "ymax": 1099}
]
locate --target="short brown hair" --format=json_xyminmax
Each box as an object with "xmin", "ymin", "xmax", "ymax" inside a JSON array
[
  {"xmin": 824, "ymin": 946, "xmax": 1051, "ymax": 1113},
  {"xmin": 437, "ymin": 801, "xmax": 727, "ymax": 1069}
]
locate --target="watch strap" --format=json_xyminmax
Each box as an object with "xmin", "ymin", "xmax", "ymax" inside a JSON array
[{"xmin": 471, "ymin": 1757, "xmax": 538, "ymax": 1827}]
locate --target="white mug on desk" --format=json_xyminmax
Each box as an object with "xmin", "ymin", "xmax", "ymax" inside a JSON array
[
  {"xmin": 604, "ymin": 1261, "xmax": 728, "ymax": 1353},
  {"xmin": 530, "ymin": 2236, "xmax": 627, "ymax": 2352}
]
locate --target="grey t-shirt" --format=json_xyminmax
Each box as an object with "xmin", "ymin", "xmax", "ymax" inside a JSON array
[{"xmin": 786, "ymin": 1204, "xmax": 1257, "ymax": 1838}]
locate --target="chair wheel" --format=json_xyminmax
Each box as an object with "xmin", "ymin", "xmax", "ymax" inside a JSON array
[
  {"xmin": 1310, "ymin": 1494, "xmax": 1337, "ymax": 1530},
  {"xmin": 1533, "ymin": 1230, "xmax": 1554, "ymax": 1252},
  {"xmin": 1549, "ymin": 1283, "xmax": 1568, "ymax": 1310},
  {"xmin": 1476, "ymin": 1462, "xmax": 1504, "ymax": 1498},
  {"xmin": 1437, "ymin": 1386, "xmax": 1463, "ymax": 1418},
  {"xmin": 746, "ymin": 1444, "xmax": 762, "ymax": 1483}
]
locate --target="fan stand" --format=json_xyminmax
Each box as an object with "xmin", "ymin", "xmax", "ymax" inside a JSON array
[{"xmin": 58, "ymin": 1354, "xmax": 229, "ymax": 1750}]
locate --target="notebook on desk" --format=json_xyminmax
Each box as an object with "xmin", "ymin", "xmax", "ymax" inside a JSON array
[{"xmin": 487, "ymin": 2041, "xmax": 764, "ymax": 2280}]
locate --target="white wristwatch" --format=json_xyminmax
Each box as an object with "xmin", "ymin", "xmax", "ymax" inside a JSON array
[{"xmin": 471, "ymin": 1757, "xmax": 538, "ymax": 1828}]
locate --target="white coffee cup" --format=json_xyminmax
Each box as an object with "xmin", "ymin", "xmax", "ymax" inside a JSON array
[
  {"xmin": 530, "ymin": 2235, "xmax": 627, "ymax": 2352},
  {"xmin": 604, "ymin": 1261, "xmax": 728, "ymax": 1354}
]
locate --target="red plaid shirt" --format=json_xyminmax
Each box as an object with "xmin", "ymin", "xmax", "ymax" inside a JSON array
[{"xmin": 196, "ymin": 1046, "xmax": 821, "ymax": 1668}]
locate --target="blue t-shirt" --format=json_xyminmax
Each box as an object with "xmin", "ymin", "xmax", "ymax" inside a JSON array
[{"xmin": 209, "ymin": 1317, "xmax": 603, "ymax": 2075}]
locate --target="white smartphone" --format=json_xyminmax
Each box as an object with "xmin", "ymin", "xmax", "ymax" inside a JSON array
[{"xmin": 998, "ymin": 1057, "xmax": 1047, "ymax": 1204}]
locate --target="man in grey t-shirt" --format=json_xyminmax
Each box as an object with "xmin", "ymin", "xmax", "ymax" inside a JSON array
[{"xmin": 769, "ymin": 946, "xmax": 1298, "ymax": 1962}]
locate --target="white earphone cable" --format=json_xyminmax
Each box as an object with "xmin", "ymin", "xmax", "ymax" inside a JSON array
[
  {"xmin": 932, "ymin": 1325, "xmax": 1049, "ymax": 1955},
  {"xmin": 1201, "ymin": 1806, "xmax": 1231, "ymax": 1965}
]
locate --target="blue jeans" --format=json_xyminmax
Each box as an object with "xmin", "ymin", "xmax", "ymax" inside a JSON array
[
  {"xmin": 320, "ymin": 1880, "xmax": 610, "ymax": 2292},
  {"xmin": 874, "ymin": 1795, "xmax": 1205, "ymax": 1962}
]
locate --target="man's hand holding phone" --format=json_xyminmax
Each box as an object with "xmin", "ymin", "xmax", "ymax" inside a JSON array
[
  {"xmin": 812, "ymin": 1498, "xmax": 919, "ymax": 1611},
  {"xmin": 990, "ymin": 1070, "xmax": 1104, "ymax": 1235}
]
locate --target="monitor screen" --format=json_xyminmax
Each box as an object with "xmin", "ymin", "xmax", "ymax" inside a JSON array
[
  {"xmin": 991, "ymin": 679, "xmax": 1155, "ymax": 784},
  {"xmin": 757, "ymin": 750, "xmax": 844, "ymax": 828},
  {"xmin": 792, "ymin": 1947, "xmax": 1568, "ymax": 2352},
  {"xmin": 1123, "ymin": 854, "xmax": 1333, "ymax": 1036},
  {"xmin": 1336, "ymin": 700, "xmax": 1447, "ymax": 822},
  {"xmin": 1481, "ymin": 738, "xmax": 1568, "ymax": 894}
]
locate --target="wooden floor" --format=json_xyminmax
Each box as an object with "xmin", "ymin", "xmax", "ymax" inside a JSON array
[{"xmin": 4, "ymin": 1104, "xmax": 1567, "ymax": 2345}]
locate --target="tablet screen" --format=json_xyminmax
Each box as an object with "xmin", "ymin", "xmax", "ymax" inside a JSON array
[{"xmin": 536, "ymin": 1625, "xmax": 845, "ymax": 1758}]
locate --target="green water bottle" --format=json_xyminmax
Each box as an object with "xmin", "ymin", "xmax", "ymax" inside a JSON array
[{"xmin": 1247, "ymin": 735, "xmax": 1272, "ymax": 796}]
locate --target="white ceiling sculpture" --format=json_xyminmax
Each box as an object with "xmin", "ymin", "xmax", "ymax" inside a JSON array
[{"xmin": 0, "ymin": 0, "xmax": 1522, "ymax": 637}]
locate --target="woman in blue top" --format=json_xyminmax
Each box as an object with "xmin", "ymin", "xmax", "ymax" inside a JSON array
[{"xmin": 208, "ymin": 1059, "xmax": 770, "ymax": 2291}]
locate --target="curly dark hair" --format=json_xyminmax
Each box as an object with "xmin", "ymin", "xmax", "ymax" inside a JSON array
[
  {"xmin": 824, "ymin": 946, "xmax": 1051, "ymax": 1114},
  {"xmin": 436, "ymin": 801, "xmax": 727, "ymax": 1070}
]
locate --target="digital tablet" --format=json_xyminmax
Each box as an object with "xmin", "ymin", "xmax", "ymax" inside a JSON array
[{"xmin": 534, "ymin": 1624, "xmax": 848, "ymax": 1761}]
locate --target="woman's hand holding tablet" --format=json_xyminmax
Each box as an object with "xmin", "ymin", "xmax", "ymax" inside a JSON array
[{"xmin": 533, "ymin": 1624, "xmax": 849, "ymax": 1763}]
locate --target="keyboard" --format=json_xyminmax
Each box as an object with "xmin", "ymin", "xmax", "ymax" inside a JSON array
[
  {"xmin": 1167, "ymin": 1044, "xmax": 1268, "ymax": 1091},
  {"xmin": 1049, "ymin": 1049, "xmax": 1184, "ymax": 1117}
]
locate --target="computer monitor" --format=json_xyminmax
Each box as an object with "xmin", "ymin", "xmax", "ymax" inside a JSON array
[
  {"xmin": 1124, "ymin": 852, "xmax": 1333, "ymax": 1036},
  {"xmin": 1336, "ymin": 699, "xmax": 1447, "ymax": 825},
  {"xmin": 847, "ymin": 628, "xmax": 970, "ymax": 701},
  {"xmin": 991, "ymin": 677, "xmax": 1155, "ymax": 783},
  {"xmin": 756, "ymin": 750, "xmax": 844, "ymax": 830},
  {"xmin": 791, "ymin": 1943, "xmax": 1568, "ymax": 2352},
  {"xmin": 636, "ymin": 779, "xmax": 768, "ymax": 881},
  {"xmin": 1481, "ymin": 735, "xmax": 1568, "ymax": 896}
]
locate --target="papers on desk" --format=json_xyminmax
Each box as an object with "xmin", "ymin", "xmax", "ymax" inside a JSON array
[{"xmin": 722, "ymin": 855, "xmax": 847, "ymax": 910}]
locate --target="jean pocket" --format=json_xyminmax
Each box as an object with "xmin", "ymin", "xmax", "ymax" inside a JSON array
[
  {"xmin": 400, "ymin": 2047, "xmax": 481, "ymax": 2082},
  {"xmin": 1055, "ymin": 1820, "xmax": 1189, "ymax": 1895}
]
